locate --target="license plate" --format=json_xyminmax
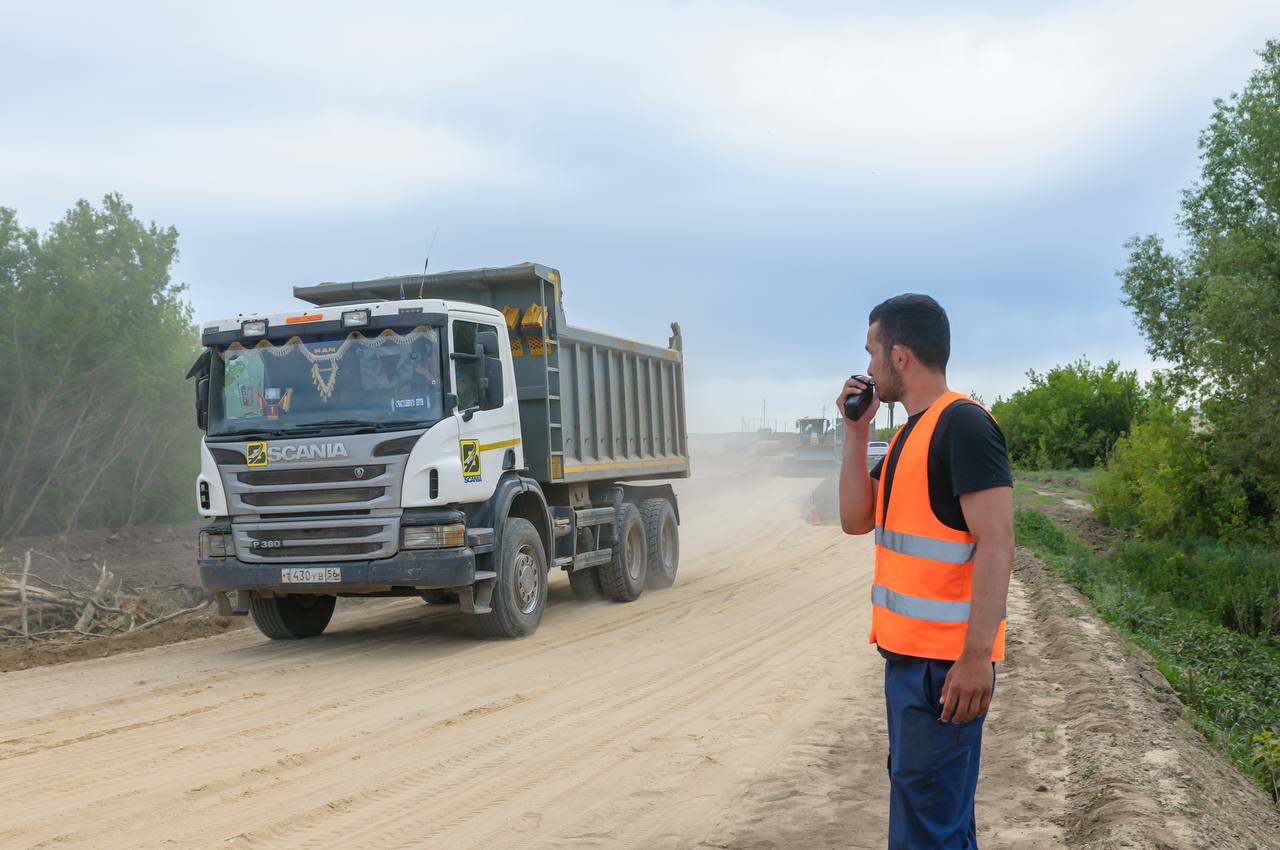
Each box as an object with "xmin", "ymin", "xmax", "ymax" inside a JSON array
[{"xmin": 280, "ymin": 567, "xmax": 341, "ymax": 584}]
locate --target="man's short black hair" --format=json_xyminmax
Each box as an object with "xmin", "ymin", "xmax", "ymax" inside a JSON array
[{"xmin": 868, "ymin": 294, "xmax": 950, "ymax": 372}]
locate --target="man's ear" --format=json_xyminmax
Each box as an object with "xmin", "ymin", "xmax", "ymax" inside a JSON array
[{"xmin": 891, "ymin": 344, "xmax": 910, "ymax": 371}]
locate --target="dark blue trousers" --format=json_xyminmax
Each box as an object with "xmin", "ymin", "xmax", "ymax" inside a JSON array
[{"xmin": 885, "ymin": 659, "xmax": 990, "ymax": 849}]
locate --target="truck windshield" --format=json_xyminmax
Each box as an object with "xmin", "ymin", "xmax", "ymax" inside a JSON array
[{"xmin": 207, "ymin": 325, "xmax": 445, "ymax": 438}]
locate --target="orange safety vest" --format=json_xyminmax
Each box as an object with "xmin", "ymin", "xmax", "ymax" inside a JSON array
[{"xmin": 869, "ymin": 390, "xmax": 1006, "ymax": 662}]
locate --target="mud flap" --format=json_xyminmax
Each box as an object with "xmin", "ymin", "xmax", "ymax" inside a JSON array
[
  {"xmin": 458, "ymin": 573, "xmax": 496, "ymax": 615},
  {"xmin": 214, "ymin": 590, "xmax": 251, "ymax": 616}
]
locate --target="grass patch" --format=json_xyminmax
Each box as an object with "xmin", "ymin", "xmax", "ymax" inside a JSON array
[{"xmin": 1016, "ymin": 508, "xmax": 1280, "ymax": 796}]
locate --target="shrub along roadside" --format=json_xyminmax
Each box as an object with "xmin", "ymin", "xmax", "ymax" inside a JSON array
[
  {"xmin": 1015, "ymin": 508, "xmax": 1280, "ymax": 802},
  {"xmin": 1091, "ymin": 403, "xmax": 1259, "ymax": 543},
  {"xmin": 991, "ymin": 359, "xmax": 1144, "ymax": 471}
]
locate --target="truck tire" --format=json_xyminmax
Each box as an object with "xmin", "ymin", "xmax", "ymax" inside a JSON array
[
  {"xmin": 249, "ymin": 593, "xmax": 336, "ymax": 640},
  {"xmin": 476, "ymin": 517, "xmax": 547, "ymax": 638},
  {"xmin": 567, "ymin": 564, "xmax": 606, "ymax": 601},
  {"xmin": 596, "ymin": 503, "xmax": 647, "ymax": 602},
  {"xmin": 641, "ymin": 498, "xmax": 679, "ymax": 589}
]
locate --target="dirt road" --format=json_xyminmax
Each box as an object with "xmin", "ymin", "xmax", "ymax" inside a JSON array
[
  {"xmin": 2, "ymin": 465, "xmax": 881, "ymax": 849},
  {"xmin": 4, "ymin": 453, "xmax": 1277, "ymax": 849}
]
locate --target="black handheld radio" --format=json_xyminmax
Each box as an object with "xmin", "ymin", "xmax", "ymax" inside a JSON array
[{"xmin": 843, "ymin": 376, "xmax": 876, "ymax": 421}]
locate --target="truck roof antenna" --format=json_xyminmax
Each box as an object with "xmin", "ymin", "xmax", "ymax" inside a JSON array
[{"xmin": 419, "ymin": 226, "xmax": 439, "ymax": 299}]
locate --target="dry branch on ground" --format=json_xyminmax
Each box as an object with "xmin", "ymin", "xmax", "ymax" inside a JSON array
[{"xmin": 0, "ymin": 548, "xmax": 208, "ymax": 643}]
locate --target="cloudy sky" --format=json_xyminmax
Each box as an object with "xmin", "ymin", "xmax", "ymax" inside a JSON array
[{"xmin": 4, "ymin": 1, "xmax": 1278, "ymax": 431}]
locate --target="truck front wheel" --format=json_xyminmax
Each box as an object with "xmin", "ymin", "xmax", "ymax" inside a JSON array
[
  {"xmin": 249, "ymin": 593, "xmax": 336, "ymax": 640},
  {"xmin": 476, "ymin": 517, "xmax": 548, "ymax": 638}
]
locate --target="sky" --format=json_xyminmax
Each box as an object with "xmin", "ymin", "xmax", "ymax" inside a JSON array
[{"xmin": 4, "ymin": 0, "xmax": 1278, "ymax": 432}]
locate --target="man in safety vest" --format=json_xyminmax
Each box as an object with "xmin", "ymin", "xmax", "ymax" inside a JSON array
[{"xmin": 835, "ymin": 294, "xmax": 1013, "ymax": 849}]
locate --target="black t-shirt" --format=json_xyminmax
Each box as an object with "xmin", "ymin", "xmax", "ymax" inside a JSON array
[{"xmin": 870, "ymin": 399, "xmax": 1012, "ymax": 663}]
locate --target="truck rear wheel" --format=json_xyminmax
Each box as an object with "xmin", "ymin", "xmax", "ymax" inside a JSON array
[
  {"xmin": 249, "ymin": 593, "xmax": 336, "ymax": 640},
  {"xmin": 641, "ymin": 498, "xmax": 679, "ymax": 589},
  {"xmin": 596, "ymin": 503, "xmax": 647, "ymax": 602},
  {"xmin": 476, "ymin": 517, "xmax": 547, "ymax": 638}
]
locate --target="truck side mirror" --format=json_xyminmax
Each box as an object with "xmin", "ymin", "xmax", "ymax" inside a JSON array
[{"xmin": 196, "ymin": 377, "xmax": 209, "ymax": 431}]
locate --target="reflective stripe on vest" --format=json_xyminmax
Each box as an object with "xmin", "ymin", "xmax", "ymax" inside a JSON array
[
  {"xmin": 874, "ymin": 525, "xmax": 976, "ymax": 565},
  {"xmin": 871, "ymin": 584, "xmax": 971, "ymax": 623}
]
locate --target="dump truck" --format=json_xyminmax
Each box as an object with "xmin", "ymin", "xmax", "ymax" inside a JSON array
[{"xmin": 188, "ymin": 263, "xmax": 689, "ymax": 640}]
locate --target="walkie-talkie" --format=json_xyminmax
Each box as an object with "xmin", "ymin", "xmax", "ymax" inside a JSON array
[{"xmin": 843, "ymin": 376, "xmax": 876, "ymax": 421}]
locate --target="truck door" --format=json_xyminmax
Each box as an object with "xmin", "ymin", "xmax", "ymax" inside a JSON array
[{"xmin": 450, "ymin": 316, "xmax": 519, "ymax": 500}]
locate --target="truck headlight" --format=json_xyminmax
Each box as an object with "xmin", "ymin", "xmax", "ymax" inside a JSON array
[
  {"xmin": 403, "ymin": 523, "xmax": 466, "ymax": 549},
  {"xmin": 199, "ymin": 531, "xmax": 232, "ymax": 558}
]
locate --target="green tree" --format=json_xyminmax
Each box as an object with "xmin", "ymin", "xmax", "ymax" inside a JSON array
[
  {"xmin": 1119, "ymin": 40, "xmax": 1280, "ymax": 536},
  {"xmin": 991, "ymin": 358, "xmax": 1144, "ymax": 470},
  {"xmin": 0, "ymin": 195, "xmax": 199, "ymax": 538}
]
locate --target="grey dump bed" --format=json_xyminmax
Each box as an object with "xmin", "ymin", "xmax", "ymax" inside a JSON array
[{"xmin": 296, "ymin": 263, "xmax": 689, "ymax": 485}]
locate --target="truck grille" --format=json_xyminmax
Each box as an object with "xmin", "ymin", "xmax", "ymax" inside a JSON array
[
  {"xmin": 210, "ymin": 432, "xmax": 420, "ymax": 562},
  {"xmin": 241, "ymin": 487, "xmax": 387, "ymax": 508},
  {"xmin": 232, "ymin": 515, "xmax": 400, "ymax": 563},
  {"xmin": 237, "ymin": 465, "xmax": 388, "ymax": 486},
  {"xmin": 218, "ymin": 459, "xmax": 402, "ymax": 516}
]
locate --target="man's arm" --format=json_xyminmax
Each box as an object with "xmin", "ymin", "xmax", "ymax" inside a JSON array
[
  {"xmin": 939, "ymin": 485, "xmax": 1014, "ymax": 723},
  {"xmin": 836, "ymin": 377, "xmax": 880, "ymax": 535},
  {"xmin": 838, "ymin": 428, "xmax": 878, "ymax": 534}
]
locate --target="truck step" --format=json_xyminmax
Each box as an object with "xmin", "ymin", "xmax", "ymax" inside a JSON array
[
  {"xmin": 555, "ymin": 550, "xmax": 613, "ymax": 572},
  {"xmin": 570, "ymin": 549, "xmax": 613, "ymax": 572},
  {"xmin": 574, "ymin": 507, "xmax": 616, "ymax": 528},
  {"xmin": 474, "ymin": 570, "xmax": 497, "ymax": 582}
]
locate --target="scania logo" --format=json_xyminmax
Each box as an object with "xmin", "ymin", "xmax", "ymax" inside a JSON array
[
  {"xmin": 353, "ymin": 466, "xmax": 366, "ymax": 479},
  {"xmin": 244, "ymin": 441, "xmax": 349, "ymax": 466}
]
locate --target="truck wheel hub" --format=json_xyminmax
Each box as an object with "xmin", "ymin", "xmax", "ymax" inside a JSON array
[{"xmin": 514, "ymin": 547, "xmax": 540, "ymax": 614}]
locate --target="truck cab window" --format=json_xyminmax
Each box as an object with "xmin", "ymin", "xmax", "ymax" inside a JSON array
[
  {"xmin": 452, "ymin": 320, "xmax": 504, "ymax": 411},
  {"xmin": 453, "ymin": 321, "xmax": 480, "ymax": 410}
]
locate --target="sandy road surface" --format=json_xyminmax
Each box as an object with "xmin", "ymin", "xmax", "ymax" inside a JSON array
[{"xmin": 2, "ymin": 468, "xmax": 899, "ymax": 850}]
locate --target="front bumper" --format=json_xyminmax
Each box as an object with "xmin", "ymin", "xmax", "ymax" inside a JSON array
[{"xmin": 199, "ymin": 546, "xmax": 476, "ymax": 593}]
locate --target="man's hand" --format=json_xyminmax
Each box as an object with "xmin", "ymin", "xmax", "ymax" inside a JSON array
[
  {"xmin": 939, "ymin": 653, "xmax": 993, "ymax": 723},
  {"xmin": 836, "ymin": 375, "xmax": 880, "ymax": 429}
]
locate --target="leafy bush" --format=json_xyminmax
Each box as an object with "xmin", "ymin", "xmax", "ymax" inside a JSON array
[
  {"xmin": 1255, "ymin": 730, "xmax": 1280, "ymax": 803},
  {"xmin": 1091, "ymin": 404, "xmax": 1255, "ymax": 540},
  {"xmin": 991, "ymin": 359, "xmax": 1144, "ymax": 470},
  {"xmin": 1112, "ymin": 540, "xmax": 1280, "ymax": 642}
]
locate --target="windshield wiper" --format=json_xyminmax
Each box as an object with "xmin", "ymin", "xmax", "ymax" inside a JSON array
[
  {"xmin": 209, "ymin": 427, "xmax": 291, "ymax": 439},
  {"xmin": 276, "ymin": 420, "xmax": 432, "ymax": 436},
  {"xmin": 210, "ymin": 420, "xmax": 433, "ymax": 440}
]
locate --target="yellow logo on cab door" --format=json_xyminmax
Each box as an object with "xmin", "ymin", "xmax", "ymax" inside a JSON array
[{"xmin": 460, "ymin": 439, "xmax": 481, "ymax": 482}]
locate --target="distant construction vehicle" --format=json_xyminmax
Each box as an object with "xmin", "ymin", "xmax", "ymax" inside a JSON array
[{"xmin": 792, "ymin": 416, "xmax": 838, "ymax": 469}]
